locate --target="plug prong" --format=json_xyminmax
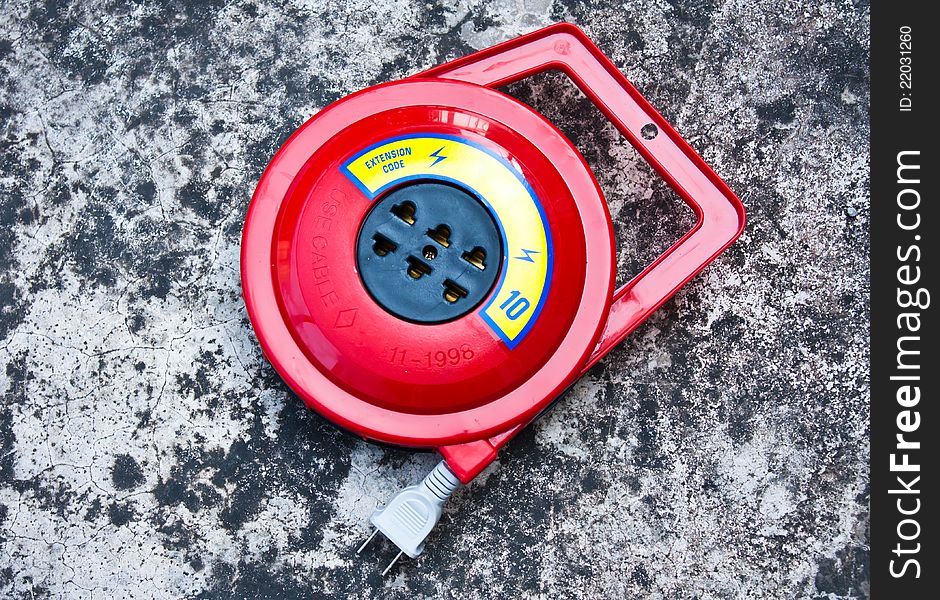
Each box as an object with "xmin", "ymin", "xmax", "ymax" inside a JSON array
[
  {"xmin": 382, "ymin": 550, "xmax": 404, "ymax": 576},
  {"xmin": 356, "ymin": 528, "xmax": 379, "ymax": 554}
]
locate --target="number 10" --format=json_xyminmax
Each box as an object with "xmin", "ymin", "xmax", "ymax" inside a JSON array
[{"xmin": 499, "ymin": 290, "xmax": 530, "ymax": 320}]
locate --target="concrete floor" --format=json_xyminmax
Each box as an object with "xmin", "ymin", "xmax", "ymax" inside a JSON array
[{"xmin": 0, "ymin": 1, "xmax": 869, "ymax": 598}]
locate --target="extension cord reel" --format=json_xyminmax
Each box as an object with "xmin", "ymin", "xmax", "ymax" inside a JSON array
[{"xmin": 241, "ymin": 23, "xmax": 745, "ymax": 569}]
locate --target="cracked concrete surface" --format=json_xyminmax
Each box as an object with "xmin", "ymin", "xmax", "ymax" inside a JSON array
[{"xmin": 0, "ymin": 1, "xmax": 869, "ymax": 598}]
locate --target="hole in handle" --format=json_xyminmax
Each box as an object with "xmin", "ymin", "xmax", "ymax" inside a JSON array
[{"xmin": 641, "ymin": 123, "xmax": 658, "ymax": 140}]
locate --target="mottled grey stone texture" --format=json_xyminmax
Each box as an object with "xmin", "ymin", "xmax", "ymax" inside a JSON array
[{"xmin": 0, "ymin": 1, "xmax": 869, "ymax": 598}]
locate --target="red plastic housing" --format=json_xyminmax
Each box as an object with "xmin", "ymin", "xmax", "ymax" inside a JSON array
[{"xmin": 241, "ymin": 23, "xmax": 745, "ymax": 483}]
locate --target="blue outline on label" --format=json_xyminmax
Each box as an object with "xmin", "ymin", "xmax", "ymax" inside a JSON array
[{"xmin": 341, "ymin": 133, "xmax": 554, "ymax": 350}]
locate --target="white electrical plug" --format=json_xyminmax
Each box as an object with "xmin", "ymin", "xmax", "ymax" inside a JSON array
[{"xmin": 357, "ymin": 460, "xmax": 460, "ymax": 575}]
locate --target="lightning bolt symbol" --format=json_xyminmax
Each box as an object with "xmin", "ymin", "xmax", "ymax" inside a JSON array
[
  {"xmin": 429, "ymin": 146, "xmax": 448, "ymax": 167},
  {"xmin": 515, "ymin": 249, "xmax": 540, "ymax": 262}
]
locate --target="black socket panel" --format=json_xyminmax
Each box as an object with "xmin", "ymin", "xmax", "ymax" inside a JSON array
[{"xmin": 356, "ymin": 181, "xmax": 502, "ymax": 324}]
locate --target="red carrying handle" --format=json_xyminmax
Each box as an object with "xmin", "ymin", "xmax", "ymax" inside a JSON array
[{"xmin": 421, "ymin": 23, "xmax": 746, "ymax": 482}]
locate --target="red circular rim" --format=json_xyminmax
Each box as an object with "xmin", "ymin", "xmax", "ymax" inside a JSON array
[
  {"xmin": 241, "ymin": 78, "xmax": 614, "ymax": 447},
  {"xmin": 271, "ymin": 108, "xmax": 588, "ymax": 415}
]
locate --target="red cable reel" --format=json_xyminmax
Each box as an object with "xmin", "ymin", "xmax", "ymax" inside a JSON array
[{"xmin": 241, "ymin": 23, "xmax": 745, "ymax": 568}]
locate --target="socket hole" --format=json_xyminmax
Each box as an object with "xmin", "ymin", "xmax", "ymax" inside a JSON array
[
  {"xmin": 372, "ymin": 233, "xmax": 397, "ymax": 256},
  {"xmin": 427, "ymin": 224, "xmax": 451, "ymax": 247},
  {"xmin": 442, "ymin": 279, "xmax": 468, "ymax": 303},
  {"xmin": 406, "ymin": 256, "xmax": 433, "ymax": 279},
  {"xmin": 423, "ymin": 245, "xmax": 437, "ymax": 260},
  {"xmin": 391, "ymin": 201, "xmax": 416, "ymax": 225},
  {"xmin": 461, "ymin": 247, "xmax": 487, "ymax": 270}
]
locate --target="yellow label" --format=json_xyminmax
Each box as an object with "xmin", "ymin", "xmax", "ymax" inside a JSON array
[{"xmin": 343, "ymin": 134, "xmax": 552, "ymax": 347}]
